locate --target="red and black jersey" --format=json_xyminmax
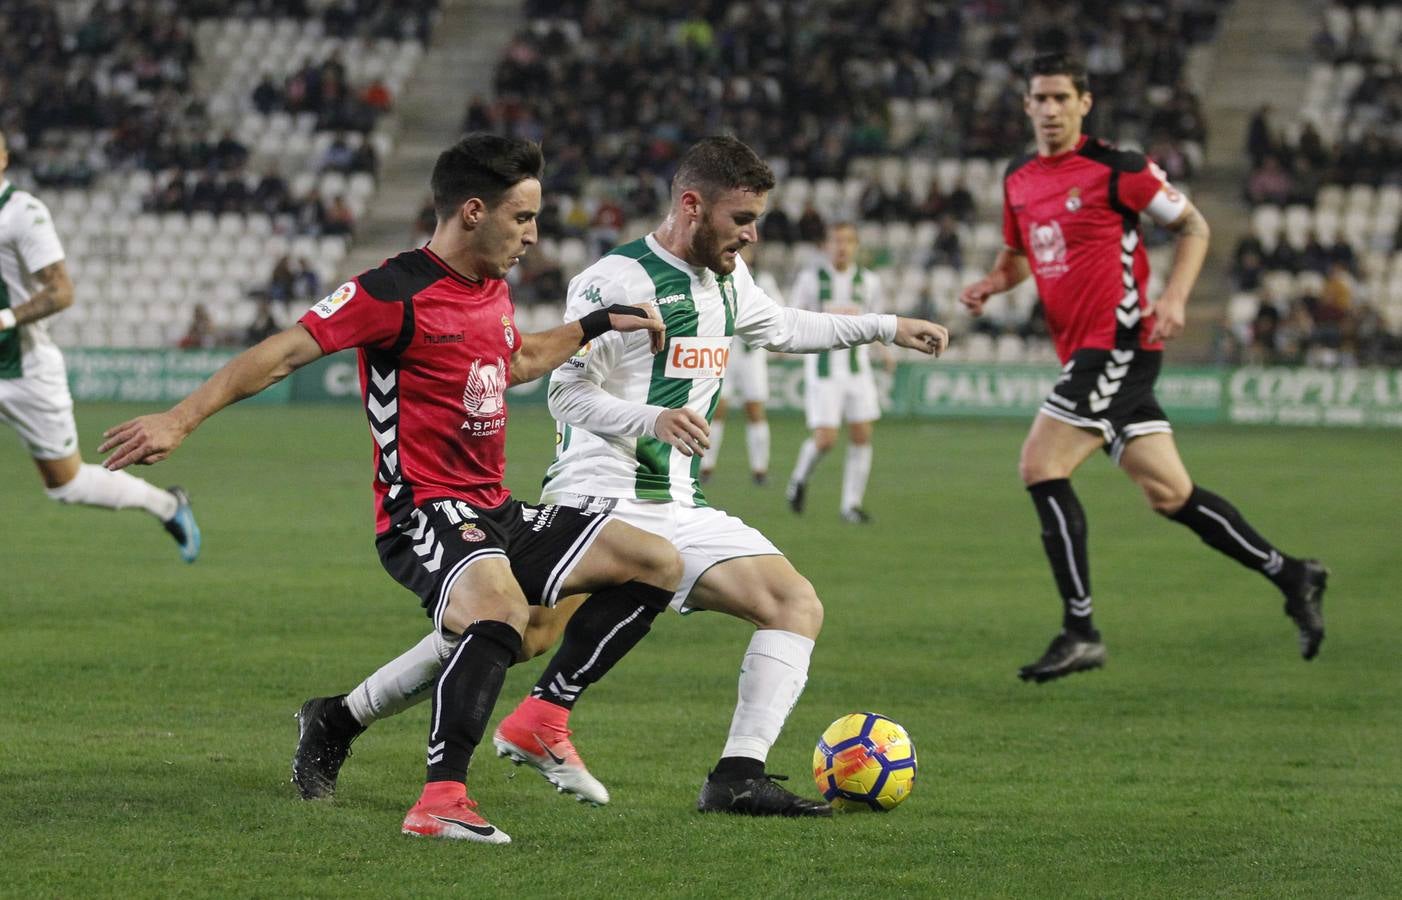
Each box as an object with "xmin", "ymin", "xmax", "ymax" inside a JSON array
[
  {"xmin": 298, "ymin": 248, "xmax": 518, "ymax": 535},
  {"xmin": 1002, "ymin": 135, "xmax": 1176, "ymax": 362}
]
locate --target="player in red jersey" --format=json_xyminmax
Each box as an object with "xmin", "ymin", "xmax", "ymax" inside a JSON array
[
  {"xmin": 99, "ymin": 134, "xmax": 681, "ymax": 844},
  {"xmin": 960, "ymin": 54, "xmax": 1327, "ymax": 683}
]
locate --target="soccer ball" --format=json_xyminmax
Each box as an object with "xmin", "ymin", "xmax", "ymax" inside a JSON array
[{"xmin": 812, "ymin": 712, "xmax": 917, "ymax": 811}]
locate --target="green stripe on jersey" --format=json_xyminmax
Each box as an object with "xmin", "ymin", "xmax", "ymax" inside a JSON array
[{"xmin": 609, "ymin": 240, "xmax": 698, "ymax": 500}]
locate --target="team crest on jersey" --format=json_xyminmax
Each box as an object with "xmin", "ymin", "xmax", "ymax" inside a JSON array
[
  {"xmin": 1065, "ymin": 187, "xmax": 1082, "ymax": 212},
  {"xmin": 665, "ymin": 336, "xmax": 731, "ymax": 379},
  {"xmin": 461, "ymin": 356, "xmax": 508, "ymax": 435},
  {"xmin": 311, "ymin": 282, "xmax": 356, "ymax": 318},
  {"xmin": 459, "ymin": 523, "xmax": 486, "ymax": 542},
  {"xmin": 1028, "ymin": 220, "xmax": 1069, "ymax": 277},
  {"xmin": 501, "ymin": 314, "xmax": 515, "ymax": 349}
]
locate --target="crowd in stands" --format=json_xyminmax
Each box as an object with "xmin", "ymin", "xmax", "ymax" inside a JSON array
[
  {"xmin": 1225, "ymin": 3, "xmax": 1402, "ymax": 367},
  {"xmin": 0, "ymin": 0, "xmax": 435, "ymax": 350},
  {"xmin": 482, "ymin": 0, "xmax": 1221, "ymax": 357}
]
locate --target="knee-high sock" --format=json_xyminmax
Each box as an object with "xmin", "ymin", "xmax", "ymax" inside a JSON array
[
  {"xmin": 789, "ymin": 438, "xmax": 827, "ymax": 486},
  {"xmin": 426, "ymin": 620, "xmax": 520, "ymax": 784},
  {"xmin": 1027, "ymin": 478, "xmax": 1094, "ymax": 634},
  {"xmin": 46, "ymin": 464, "xmax": 177, "ymax": 520},
  {"xmin": 746, "ymin": 420, "xmax": 770, "ymax": 475},
  {"xmin": 530, "ymin": 581, "xmax": 672, "ymax": 709},
  {"xmin": 701, "ymin": 420, "xmax": 725, "ymax": 472},
  {"xmin": 720, "ymin": 629, "xmax": 814, "ymax": 762},
  {"xmin": 840, "ymin": 444, "xmax": 872, "ymax": 512},
  {"xmin": 1168, "ymin": 485, "xmax": 1300, "ymax": 585},
  {"xmin": 345, "ymin": 630, "xmax": 455, "ymax": 726}
]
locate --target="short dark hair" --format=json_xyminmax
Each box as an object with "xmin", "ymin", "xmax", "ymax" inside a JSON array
[
  {"xmin": 1024, "ymin": 52, "xmax": 1090, "ymax": 95},
  {"xmin": 431, "ymin": 133, "xmax": 544, "ymax": 220},
  {"xmin": 672, "ymin": 135, "xmax": 776, "ymax": 201}
]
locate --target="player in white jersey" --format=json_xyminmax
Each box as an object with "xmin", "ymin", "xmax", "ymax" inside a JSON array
[
  {"xmin": 290, "ymin": 137, "xmax": 948, "ymax": 817},
  {"xmin": 699, "ymin": 242, "xmax": 772, "ymax": 485},
  {"xmin": 0, "ymin": 129, "xmax": 199, "ymax": 561},
  {"xmin": 784, "ymin": 222, "xmax": 892, "ymax": 524}
]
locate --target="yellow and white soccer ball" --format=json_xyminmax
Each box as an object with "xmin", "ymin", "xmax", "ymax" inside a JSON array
[{"xmin": 812, "ymin": 712, "xmax": 917, "ymax": 811}]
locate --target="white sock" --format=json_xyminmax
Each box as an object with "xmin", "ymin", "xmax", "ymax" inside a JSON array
[
  {"xmin": 344, "ymin": 630, "xmax": 455, "ymax": 726},
  {"xmin": 746, "ymin": 420, "xmax": 770, "ymax": 476},
  {"xmin": 841, "ymin": 444, "xmax": 872, "ymax": 512},
  {"xmin": 46, "ymin": 463, "xmax": 178, "ymax": 520},
  {"xmin": 720, "ymin": 629, "xmax": 814, "ymax": 762},
  {"xmin": 789, "ymin": 438, "xmax": 826, "ymax": 486},
  {"xmin": 701, "ymin": 420, "xmax": 725, "ymax": 472}
]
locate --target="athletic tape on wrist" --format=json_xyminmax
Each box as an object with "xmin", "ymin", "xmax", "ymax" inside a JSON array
[
  {"xmin": 580, "ymin": 304, "xmax": 649, "ymax": 344},
  {"xmin": 0, "ymin": 309, "xmax": 16, "ymax": 331}
]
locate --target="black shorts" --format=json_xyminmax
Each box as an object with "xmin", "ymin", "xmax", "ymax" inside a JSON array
[
  {"xmin": 376, "ymin": 496, "xmax": 612, "ymax": 630},
  {"xmin": 1039, "ymin": 348, "xmax": 1173, "ymax": 462}
]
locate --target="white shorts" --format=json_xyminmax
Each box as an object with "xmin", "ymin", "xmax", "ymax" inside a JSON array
[
  {"xmin": 722, "ymin": 344, "xmax": 768, "ymax": 405},
  {"xmin": 544, "ymin": 492, "xmax": 782, "ymax": 613},
  {"xmin": 804, "ymin": 372, "xmax": 881, "ymax": 429},
  {"xmin": 0, "ymin": 366, "xmax": 79, "ymax": 460}
]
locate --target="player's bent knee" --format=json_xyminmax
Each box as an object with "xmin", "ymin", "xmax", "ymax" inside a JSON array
[
  {"xmin": 440, "ymin": 590, "xmax": 529, "ymax": 637},
  {"xmin": 757, "ymin": 577, "xmax": 823, "ymax": 637},
  {"xmin": 521, "ymin": 597, "xmax": 580, "ymax": 660},
  {"xmin": 1146, "ymin": 484, "xmax": 1191, "ymax": 516}
]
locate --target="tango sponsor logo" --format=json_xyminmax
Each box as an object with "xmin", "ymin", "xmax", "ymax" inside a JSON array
[{"xmin": 665, "ymin": 336, "xmax": 731, "ymax": 379}]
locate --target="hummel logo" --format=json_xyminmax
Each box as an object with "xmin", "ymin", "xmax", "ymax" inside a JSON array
[
  {"xmin": 431, "ymin": 814, "xmax": 496, "ymax": 837},
  {"xmin": 535, "ymin": 736, "xmax": 567, "ymax": 766}
]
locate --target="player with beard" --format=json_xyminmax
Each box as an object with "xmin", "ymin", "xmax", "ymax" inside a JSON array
[
  {"xmin": 101, "ymin": 134, "xmax": 680, "ymax": 844},
  {"xmin": 291, "ymin": 136, "xmax": 949, "ymax": 817}
]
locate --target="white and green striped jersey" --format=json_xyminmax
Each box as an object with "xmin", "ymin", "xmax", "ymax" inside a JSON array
[
  {"xmin": 789, "ymin": 264, "xmax": 884, "ymax": 379},
  {"xmin": 542, "ymin": 234, "xmax": 894, "ymax": 506},
  {"xmin": 0, "ymin": 180, "xmax": 66, "ymax": 380}
]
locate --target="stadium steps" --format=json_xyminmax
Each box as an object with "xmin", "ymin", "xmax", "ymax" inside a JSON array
[
  {"xmin": 342, "ymin": 0, "xmax": 524, "ymax": 278},
  {"xmin": 1181, "ymin": 0, "xmax": 1315, "ymax": 358}
]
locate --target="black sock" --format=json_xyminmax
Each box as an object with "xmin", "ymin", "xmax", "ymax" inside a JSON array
[
  {"xmin": 710, "ymin": 755, "xmax": 765, "ymax": 781},
  {"xmin": 530, "ymin": 581, "xmax": 672, "ymax": 709},
  {"xmin": 1168, "ymin": 485, "xmax": 1298, "ymax": 586},
  {"xmin": 328, "ymin": 694, "xmax": 366, "ymax": 736},
  {"xmin": 1027, "ymin": 479, "xmax": 1095, "ymax": 635},
  {"xmin": 425, "ymin": 620, "xmax": 521, "ymax": 784}
]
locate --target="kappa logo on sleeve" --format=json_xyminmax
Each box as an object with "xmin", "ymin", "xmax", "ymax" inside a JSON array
[{"xmin": 311, "ymin": 282, "xmax": 356, "ymax": 318}]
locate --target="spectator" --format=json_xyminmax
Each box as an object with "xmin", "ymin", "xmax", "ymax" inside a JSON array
[
  {"xmin": 796, "ymin": 202, "xmax": 825, "ymax": 243},
  {"xmin": 930, "ymin": 214, "xmax": 964, "ymax": 269},
  {"xmin": 1246, "ymin": 155, "xmax": 1293, "ymax": 205},
  {"xmin": 321, "ymin": 135, "xmax": 354, "ymax": 173},
  {"xmin": 360, "ymin": 78, "xmax": 393, "ymax": 112},
  {"xmin": 246, "ymin": 299, "xmax": 280, "ymax": 344},
  {"xmin": 178, "ymin": 304, "xmax": 216, "ymax": 349},
  {"xmin": 323, "ymin": 195, "xmax": 356, "ymax": 236}
]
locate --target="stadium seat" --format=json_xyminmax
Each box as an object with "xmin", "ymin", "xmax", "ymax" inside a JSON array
[{"xmin": 995, "ymin": 334, "xmax": 1026, "ymax": 363}]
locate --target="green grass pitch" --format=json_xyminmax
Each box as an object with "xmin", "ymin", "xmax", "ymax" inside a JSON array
[{"xmin": 3, "ymin": 402, "xmax": 1400, "ymax": 897}]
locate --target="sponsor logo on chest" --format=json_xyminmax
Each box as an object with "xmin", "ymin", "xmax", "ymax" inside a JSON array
[
  {"xmin": 461, "ymin": 356, "xmax": 508, "ymax": 435},
  {"xmin": 665, "ymin": 336, "xmax": 731, "ymax": 379}
]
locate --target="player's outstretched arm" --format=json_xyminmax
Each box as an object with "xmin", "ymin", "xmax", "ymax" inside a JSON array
[
  {"xmin": 0, "ymin": 261, "xmax": 74, "ymax": 332},
  {"xmin": 1147, "ymin": 201, "xmax": 1210, "ymax": 343},
  {"xmin": 99, "ymin": 325, "xmax": 325, "ymax": 469},
  {"xmin": 511, "ymin": 303, "xmax": 663, "ymax": 383},
  {"xmin": 959, "ymin": 248, "xmax": 1030, "ymax": 315}
]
